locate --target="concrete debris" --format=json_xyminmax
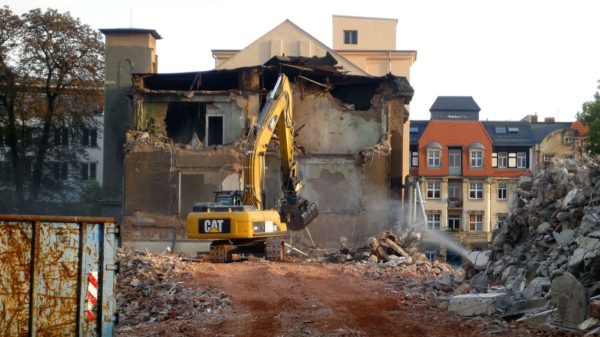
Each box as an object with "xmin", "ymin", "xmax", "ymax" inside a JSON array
[
  {"xmin": 115, "ymin": 248, "xmax": 231, "ymax": 331},
  {"xmin": 515, "ymin": 309, "xmax": 556, "ymax": 327},
  {"xmin": 324, "ymin": 230, "xmax": 479, "ymax": 298},
  {"xmin": 467, "ymin": 250, "xmax": 490, "ymax": 271},
  {"xmin": 476, "ymin": 155, "xmax": 600, "ymax": 332},
  {"xmin": 551, "ymin": 272, "xmax": 588, "ymax": 328},
  {"xmin": 578, "ymin": 317, "xmax": 599, "ymax": 331},
  {"xmin": 504, "ymin": 297, "xmax": 549, "ymax": 317},
  {"xmin": 448, "ymin": 293, "xmax": 508, "ymax": 316}
]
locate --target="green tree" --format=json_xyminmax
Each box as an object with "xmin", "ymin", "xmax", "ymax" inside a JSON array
[
  {"xmin": 577, "ymin": 82, "xmax": 600, "ymax": 154},
  {"xmin": 0, "ymin": 6, "xmax": 104, "ymax": 213}
]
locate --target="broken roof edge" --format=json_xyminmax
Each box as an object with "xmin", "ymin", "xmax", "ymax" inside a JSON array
[
  {"xmin": 131, "ymin": 65, "xmax": 263, "ymax": 77},
  {"xmin": 132, "ymin": 59, "xmax": 413, "ymax": 104}
]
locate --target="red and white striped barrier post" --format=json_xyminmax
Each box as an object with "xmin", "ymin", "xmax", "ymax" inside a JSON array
[{"xmin": 85, "ymin": 271, "xmax": 98, "ymax": 321}]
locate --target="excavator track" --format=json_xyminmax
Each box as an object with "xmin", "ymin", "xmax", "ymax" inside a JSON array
[{"xmin": 209, "ymin": 238, "xmax": 285, "ymax": 263}]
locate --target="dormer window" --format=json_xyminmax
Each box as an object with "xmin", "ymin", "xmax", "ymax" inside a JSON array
[
  {"xmin": 468, "ymin": 142, "xmax": 485, "ymax": 168},
  {"xmin": 427, "ymin": 142, "xmax": 442, "ymax": 168},
  {"xmin": 343, "ymin": 30, "xmax": 358, "ymax": 44}
]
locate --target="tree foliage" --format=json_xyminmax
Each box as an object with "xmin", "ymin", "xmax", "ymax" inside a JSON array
[
  {"xmin": 0, "ymin": 6, "xmax": 104, "ymax": 213},
  {"xmin": 577, "ymin": 81, "xmax": 600, "ymax": 155}
]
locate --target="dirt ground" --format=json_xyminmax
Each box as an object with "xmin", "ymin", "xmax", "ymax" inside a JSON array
[{"xmin": 116, "ymin": 259, "xmax": 583, "ymax": 337}]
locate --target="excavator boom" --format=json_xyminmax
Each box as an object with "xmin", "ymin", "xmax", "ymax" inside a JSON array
[
  {"xmin": 243, "ymin": 74, "xmax": 317, "ymax": 230},
  {"xmin": 187, "ymin": 73, "xmax": 317, "ymax": 261}
]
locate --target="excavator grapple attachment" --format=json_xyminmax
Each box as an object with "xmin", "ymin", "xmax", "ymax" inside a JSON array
[{"xmin": 280, "ymin": 195, "xmax": 319, "ymax": 231}]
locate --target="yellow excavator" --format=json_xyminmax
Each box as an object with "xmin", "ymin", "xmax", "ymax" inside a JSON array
[{"xmin": 187, "ymin": 74, "xmax": 318, "ymax": 262}]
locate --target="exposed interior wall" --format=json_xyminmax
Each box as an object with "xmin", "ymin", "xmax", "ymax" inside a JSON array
[{"xmin": 122, "ymin": 77, "xmax": 409, "ymax": 251}]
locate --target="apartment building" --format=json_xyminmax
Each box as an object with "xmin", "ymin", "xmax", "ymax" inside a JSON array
[{"xmin": 407, "ymin": 97, "xmax": 586, "ymax": 262}]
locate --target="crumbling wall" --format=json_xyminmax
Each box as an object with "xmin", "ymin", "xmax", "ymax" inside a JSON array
[
  {"xmin": 122, "ymin": 78, "xmax": 408, "ymax": 252},
  {"xmin": 287, "ymin": 83, "xmax": 399, "ymax": 248},
  {"xmin": 293, "ymin": 87, "xmax": 383, "ymax": 155}
]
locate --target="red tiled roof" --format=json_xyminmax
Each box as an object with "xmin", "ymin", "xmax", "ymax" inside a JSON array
[
  {"xmin": 414, "ymin": 120, "xmax": 531, "ymax": 178},
  {"xmin": 570, "ymin": 120, "xmax": 589, "ymax": 136}
]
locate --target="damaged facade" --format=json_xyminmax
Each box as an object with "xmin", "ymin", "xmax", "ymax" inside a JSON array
[{"xmin": 121, "ymin": 56, "xmax": 413, "ymax": 251}]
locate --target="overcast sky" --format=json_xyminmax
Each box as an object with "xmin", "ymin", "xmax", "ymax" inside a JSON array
[{"xmin": 6, "ymin": 0, "xmax": 600, "ymax": 121}]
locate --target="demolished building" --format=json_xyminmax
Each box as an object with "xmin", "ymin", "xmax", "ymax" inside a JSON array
[{"xmin": 121, "ymin": 54, "xmax": 413, "ymax": 252}]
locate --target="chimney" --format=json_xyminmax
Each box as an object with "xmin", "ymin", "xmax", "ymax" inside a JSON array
[
  {"xmin": 544, "ymin": 117, "xmax": 555, "ymax": 123},
  {"xmin": 521, "ymin": 114, "xmax": 538, "ymax": 123}
]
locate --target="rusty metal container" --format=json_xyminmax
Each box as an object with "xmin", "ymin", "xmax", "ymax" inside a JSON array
[{"xmin": 0, "ymin": 215, "xmax": 119, "ymax": 337}]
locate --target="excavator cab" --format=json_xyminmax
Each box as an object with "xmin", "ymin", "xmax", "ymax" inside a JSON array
[{"xmin": 214, "ymin": 191, "xmax": 243, "ymax": 206}]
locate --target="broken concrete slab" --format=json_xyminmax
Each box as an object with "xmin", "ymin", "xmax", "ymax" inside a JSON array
[
  {"xmin": 522, "ymin": 277, "xmax": 551, "ymax": 299},
  {"xmin": 562, "ymin": 187, "xmax": 580, "ymax": 209},
  {"xmin": 471, "ymin": 272, "xmax": 490, "ymax": 292},
  {"xmin": 448, "ymin": 293, "xmax": 508, "ymax": 316},
  {"xmin": 568, "ymin": 236, "xmax": 600, "ymax": 269},
  {"xmin": 550, "ymin": 272, "xmax": 588, "ymax": 328},
  {"xmin": 516, "ymin": 309, "xmax": 555, "ymax": 327},
  {"xmin": 435, "ymin": 272, "xmax": 452, "ymax": 291},
  {"xmin": 552, "ymin": 229, "xmax": 575, "ymax": 247},
  {"xmin": 504, "ymin": 297, "xmax": 549, "ymax": 317},
  {"xmin": 467, "ymin": 250, "xmax": 490, "ymax": 271},
  {"xmin": 578, "ymin": 317, "xmax": 599, "ymax": 331},
  {"xmin": 536, "ymin": 222, "xmax": 551, "ymax": 234}
]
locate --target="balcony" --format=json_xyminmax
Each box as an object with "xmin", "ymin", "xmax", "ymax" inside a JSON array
[
  {"xmin": 446, "ymin": 230, "xmax": 492, "ymax": 244},
  {"xmin": 447, "ymin": 197, "xmax": 462, "ymax": 209}
]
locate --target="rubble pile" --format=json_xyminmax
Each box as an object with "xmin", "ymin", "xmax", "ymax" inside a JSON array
[
  {"xmin": 322, "ymin": 230, "xmax": 472, "ymax": 296},
  {"xmin": 125, "ymin": 131, "xmax": 173, "ymax": 151},
  {"xmin": 115, "ymin": 249, "xmax": 231, "ymax": 332},
  {"xmin": 454, "ymin": 157, "xmax": 600, "ymax": 333}
]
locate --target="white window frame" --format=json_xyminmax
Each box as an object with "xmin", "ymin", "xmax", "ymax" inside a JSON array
[
  {"xmin": 426, "ymin": 181, "xmax": 441, "ymax": 199},
  {"xmin": 497, "ymin": 152, "xmax": 508, "ymax": 168},
  {"xmin": 470, "ymin": 150, "xmax": 483, "ymax": 168},
  {"xmin": 508, "ymin": 152, "xmax": 517, "ymax": 168},
  {"xmin": 426, "ymin": 213, "xmax": 441, "ymax": 231},
  {"xmin": 497, "ymin": 182, "xmax": 507, "ymax": 200},
  {"xmin": 469, "ymin": 182, "xmax": 483, "ymax": 199},
  {"xmin": 81, "ymin": 162, "xmax": 97, "ymax": 181},
  {"xmin": 448, "ymin": 214, "xmax": 460, "ymax": 231},
  {"xmin": 427, "ymin": 150, "xmax": 441, "ymax": 168},
  {"xmin": 469, "ymin": 214, "xmax": 483, "ymax": 231},
  {"xmin": 517, "ymin": 152, "xmax": 527, "ymax": 168},
  {"xmin": 82, "ymin": 128, "xmax": 98, "ymax": 147}
]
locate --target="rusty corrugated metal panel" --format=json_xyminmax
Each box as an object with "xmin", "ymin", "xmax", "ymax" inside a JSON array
[
  {"xmin": 0, "ymin": 221, "xmax": 32, "ymax": 337},
  {"xmin": 0, "ymin": 215, "xmax": 118, "ymax": 337}
]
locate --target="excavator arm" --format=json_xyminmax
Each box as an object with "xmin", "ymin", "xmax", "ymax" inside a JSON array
[{"xmin": 243, "ymin": 74, "xmax": 318, "ymax": 230}]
